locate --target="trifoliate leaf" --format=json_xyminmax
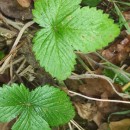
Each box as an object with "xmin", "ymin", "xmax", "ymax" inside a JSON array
[
  {"xmin": 0, "ymin": 84, "xmax": 29, "ymax": 122},
  {"xmin": 33, "ymin": 28, "xmax": 76, "ymax": 80},
  {"xmin": 30, "ymin": 85, "xmax": 75, "ymax": 126},
  {"xmin": 33, "ymin": 0, "xmax": 81, "ymax": 27},
  {"xmin": 33, "ymin": 0, "xmax": 120, "ymax": 80},
  {"xmin": 12, "ymin": 108, "xmax": 51, "ymax": 130},
  {"xmin": 0, "ymin": 84, "xmax": 75, "ymax": 130}
]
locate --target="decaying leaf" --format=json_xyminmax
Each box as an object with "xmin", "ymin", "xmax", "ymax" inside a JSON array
[
  {"xmin": 74, "ymin": 102, "xmax": 104, "ymax": 126},
  {"xmin": 0, "ymin": 0, "xmax": 32, "ymax": 20},
  {"xmin": 102, "ymin": 36, "xmax": 130, "ymax": 65},
  {"xmin": 110, "ymin": 118, "xmax": 130, "ymax": 130},
  {"xmin": 17, "ymin": 0, "xmax": 31, "ymax": 8},
  {"xmin": 79, "ymin": 78, "xmax": 121, "ymax": 98},
  {"xmin": 123, "ymin": 11, "xmax": 130, "ymax": 26},
  {"xmin": 98, "ymin": 119, "xmax": 130, "ymax": 130},
  {"xmin": 74, "ymin": 102, "xmax": 97, "ymax": 121}
]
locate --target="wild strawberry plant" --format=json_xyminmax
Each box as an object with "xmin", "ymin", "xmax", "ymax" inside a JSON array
[
  {"xmin": 0, "ymin": 0, "xmax": 121, "ymax": 130},
  {"xmin": 0, "ymin": 84, "xmax": 75, "ymax": 130},
  {"xmin": 33, "ymin": 0, "xmax": 120, "ymax": 80}
]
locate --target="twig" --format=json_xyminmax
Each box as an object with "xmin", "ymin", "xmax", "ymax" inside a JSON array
[
  {"xmin": 69, "ymin": 90, "xmax": 130, "ymax": 104},
  {"xmin": 16, "ymin": 59, "xmax": 26, "ymax": 74},
  {"xmin": 0, "ymin": 21, "xmax": 34, "ymax": 74},
  {"xmin": 70, "ymin": 120, "xmax": 85, "ymax": 130},
  {"xmin": 11, "ymin": 21, "xmax": 34, "ymax": 51},
  {"xmin": 76, "ymin": 54, "xmax": 93, "ymax": 73},
  {"xmin": 0, "ymin": 13, "xmax": 23, "ymax": 30},
  {"xmin": 4, "ymin": 56, "xmax": 25, "ymax": 69},
  {"xmin": 10, "ymin": 57, "xmax": 13, "ymax": 81},
  {"xmin": 68, "ymin": 122, "xmax": 73, "ymax": 130},
  {"xmin": 0, "ymin": 40, "xmax": 26, "ymax": 65},
  {"xmin": 0, "ymin": 27, "xmax": 17, "ymax": 38}
]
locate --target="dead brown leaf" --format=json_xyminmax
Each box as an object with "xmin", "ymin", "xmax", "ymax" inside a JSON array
[
  {"xmin": 0, "ymin": 0, "xmax": 32, "ymax": 20},
  {"xmin": 110, "ymin": 118, "xmax": 130, "ymax": 130},
  {"xmin": 102, "ymin": 36, "xmax": 130, "ymax": 65},
  {"xmin": 98, "ymin": 119, "xmax": 130, "ymax": 130},
  {"xmin": 74, "ymin": 102, "xmax": 104, "ymax": 126},
  {"xmin": 74, "ymin": 102, "xmax": 97, "ymax": 121},
  {"xmin": 79, "ymin": 78, "xmax": 121, "ymax": 98},
  {"xmin": 17, "ymin": 0, "xmax": 31, "ymax": 8},
  {"xmin": 0, "ymin": 123, "xmax": 9, "ymax": 130},
  {"xmin": 0, "ymin": 74, "xmax": 10, "ymax": 84},
  {"xmin": 97, "ymin": 123, "xmax": 108, "ymax": 130},
  {"xmin": 123, "ymin": 11, "xmax": 130, "ymax": 26}
]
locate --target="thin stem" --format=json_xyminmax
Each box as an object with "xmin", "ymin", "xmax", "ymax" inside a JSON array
[
  {"xmin": 68, "ymin": 122, "xmax": 73, "ymax": 130},
  {"xmin": 95, "ymin": 52, "xmax": 130, "ymax": 80},
  {"xmin": 69, "ymin": 90, "xmax": 130, "ymax": 104},
  {"xmin": 0, "ymin": 21, "xmax": 34, "ymax": 74},
  {"xmin": 76, "ymin": 54, "xmax": 93, "ymax": 73},
  {"xmin": 70, "ymin": 73, "xmax": 130, "ymax": 98},
  {"xmin": 70, "ymin": 120, "xmax": 85, "ymax": 130},
  {"xmin": 11, "ymin": 21, "xmax": 34, "ymax": 51}
]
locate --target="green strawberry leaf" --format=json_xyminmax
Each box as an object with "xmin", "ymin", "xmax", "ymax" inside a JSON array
[
  {"xmin": 33, "ymin": 28, "xmax": 76, "ymax": 80},
  {"xmin": 0, "ymin": 84, "xmax": 29, "ymax": 122},
  {"xmin": 0, "ymin": 84, "xmax": 75, "ymax": 130},
  {"xmin": 33, "ymin": 0, "xmax": 120, "ymax": 80},
  {"xmin": 30, "ymin": 85, "xmax": 75, "ymax": 126},
  {"xmin": 12, "ymin": 108, "xmax": 51, "ymax": 130},
  {"xmin": 33, "ymin": 0, "xmax": 81, "ymax": 27}
]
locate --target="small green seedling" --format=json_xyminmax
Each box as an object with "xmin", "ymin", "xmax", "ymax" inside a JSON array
[
  {"xmin": 33, "ymin": 0, "xmax": 120, "ymax": 80},
  {"xmin": 0, "ymin": 84, "xmax": 75, "ymax": 130}
]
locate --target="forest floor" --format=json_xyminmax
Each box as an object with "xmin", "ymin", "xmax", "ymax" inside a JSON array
[{"xmin": 0, "ymin": 0, "xmax": 130, "ymax": 130}]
